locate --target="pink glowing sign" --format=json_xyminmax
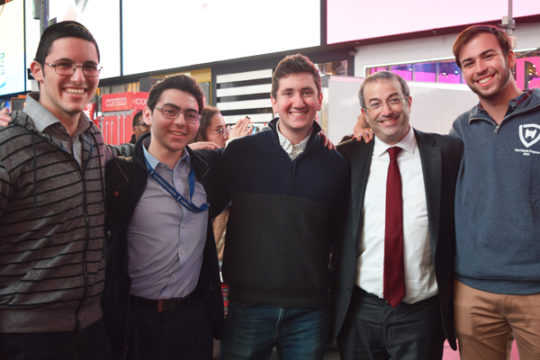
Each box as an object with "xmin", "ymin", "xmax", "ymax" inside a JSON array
[{"xmin": 327, "ymin": 0, "xmax": 540, "ymax": 44}]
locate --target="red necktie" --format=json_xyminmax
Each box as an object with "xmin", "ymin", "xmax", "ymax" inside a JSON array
[{"xmin": 383, "ymin": 147, "xmax": 405, "ymax": 307}]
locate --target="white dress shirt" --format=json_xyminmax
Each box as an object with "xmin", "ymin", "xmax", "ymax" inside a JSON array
[{"xmin": 356, "ymin": 127, "xmax": 438, "ymax": 304}]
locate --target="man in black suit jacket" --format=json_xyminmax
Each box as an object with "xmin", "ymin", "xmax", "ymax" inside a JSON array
[{"xmin": 331, "ymin": 71, "xmax": 462, "ymax": 360}]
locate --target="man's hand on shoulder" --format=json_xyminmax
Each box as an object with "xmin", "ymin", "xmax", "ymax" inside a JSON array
[
  {"xmin": 352, "ymin": 113, "xmax": 374, "ymax": 143},
  {"xmin": 318, "ymin": 129, "xmax": 336, "ymax": 150}
]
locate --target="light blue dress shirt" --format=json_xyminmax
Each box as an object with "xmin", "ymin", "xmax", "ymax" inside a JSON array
[{"xmin": 127, "ymin": 147, "xmax": 208, "ymax": 299}]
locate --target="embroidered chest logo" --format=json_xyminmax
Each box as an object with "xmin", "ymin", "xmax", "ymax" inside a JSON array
[{"xmin": 519, "ymin": 124, "xmax": 540, "ymax": 148}]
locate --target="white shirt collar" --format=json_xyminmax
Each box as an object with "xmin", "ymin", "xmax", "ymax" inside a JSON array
[
  {"xmin": 373, "ymin": 126, "xmax": 416, "ymax": 158},
  {"xmin": 276, "ymin": 120, "xmax": 311, "ymax": 160}
]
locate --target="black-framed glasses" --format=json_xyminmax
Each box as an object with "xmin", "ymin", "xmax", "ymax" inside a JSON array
[
  {"xmin": 134, "ymin": 123, "xmax": 150, "ymax": 128},
  {"xmin": 365, "ymin": 96, "xmax": 407, "ymax": 111},
  {"xmin": 45, "ymin": 61, "xmax": 102, "ymax": 78},
  {"xmin": 154, "ymin": 105, "xmax": 200, "ymax": 124}
]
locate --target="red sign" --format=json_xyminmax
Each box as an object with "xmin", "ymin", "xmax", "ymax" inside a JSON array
[
  {"xmin": 132, "ymin": 92, "xmax": 148, "ymax": 110},
  {"xmin": 101, "ymin": 92, "xmax": 148, "ymax": 112},
  {"xmin": 84, "ymin": 103, "xmax": 96, "ymax": 120}
]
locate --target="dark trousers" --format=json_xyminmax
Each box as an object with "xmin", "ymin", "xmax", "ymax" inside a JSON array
[
  {"xmin": 127, "ymin": 295, "xmax": 213, "ymax": 360},
  {"xmin": 0, "ymin": 319, "xmax": 113, "ymax": 360},
  {"xmin": 338, "ymin": 287, "xmax": 444, "ymax": 360}
]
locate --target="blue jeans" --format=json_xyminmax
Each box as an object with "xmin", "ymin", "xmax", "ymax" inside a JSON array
[{"xmin": 221, "ymin": 301, "xmax": 329, "ymax": 360}]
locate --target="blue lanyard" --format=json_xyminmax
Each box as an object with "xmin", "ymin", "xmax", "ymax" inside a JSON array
[{"xmin": 144, "ymin": 157, "xmax": 209, "ymax": 213}]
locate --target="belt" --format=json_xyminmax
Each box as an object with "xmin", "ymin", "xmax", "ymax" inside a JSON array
[
  {"xmin": 130, "ymin": 291, "xmax": 197, "ymax": 312},
  {"xmin": 353, "ymin": 286, "xmax": 438, "ymax": 307},
  {"xmin": 353, "ymin": 286, "xmax": 384, "ymax": 301}
]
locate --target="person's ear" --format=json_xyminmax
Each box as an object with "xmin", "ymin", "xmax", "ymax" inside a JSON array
[
  {"xmin": 143, "ymin": 107, "xmax": 152, "ymax": 126},
  {"xmin": 30, "ymin": 61, "xmax": 44, "ymax": 83}
]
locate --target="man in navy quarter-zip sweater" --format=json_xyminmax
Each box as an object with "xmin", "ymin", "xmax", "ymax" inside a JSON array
[{"xmin": 217, "ymin": 54, "xmax": 349, "ymax": 360}]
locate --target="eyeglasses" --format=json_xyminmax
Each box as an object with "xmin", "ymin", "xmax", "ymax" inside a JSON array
[
  {"xmin": 134, "ymin": 123, "xmax": 150, "ymax": 128},
  {"xmin": 211, "ymin": 127, "xmax": 228, "ymax": 135},
  {"xmin": 365, "ymin": 96, "xmax": 407, "ymax": 111},
  {"xmin": 45, "ymin": 61, "xmax": 102, "ymax": 78},
  {"xmin": 154, "ymin": 105, "xmax": 200, "ymax": 124}
]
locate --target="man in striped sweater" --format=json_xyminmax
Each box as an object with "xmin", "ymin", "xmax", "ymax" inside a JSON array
[{"xmin": 0, "ymin": 21, "xmax": 122, "ymax": 359}]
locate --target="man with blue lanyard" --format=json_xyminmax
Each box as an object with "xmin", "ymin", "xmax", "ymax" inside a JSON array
[{"xmin": 102, "ymin": 75, "xmax": 224, "ymax": 360}]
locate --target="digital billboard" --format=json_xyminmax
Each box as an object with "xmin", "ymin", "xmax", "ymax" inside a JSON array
[
  {"xmin": 122, "ymin": 0, "xmax": 320, "ymax": 75},
  {"xmin": 0, "ymin": 0, "xmax": 26, "ymax": 96},
  {"xmin": 47, "ymin": 0, "xmax": 121, "ymax": 78},
  {"xmin": 327, "ymin": 0, "xmax": 540, "ymax": 44}
]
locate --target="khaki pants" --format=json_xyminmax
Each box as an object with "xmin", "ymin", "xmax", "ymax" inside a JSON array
[{"xmin": 454, "ymin": 280, "xmax": 540, "ymax": 360}]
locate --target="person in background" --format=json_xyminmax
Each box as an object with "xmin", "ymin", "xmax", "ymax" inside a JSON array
[
  {"xmin": 102, "ymin": 74, "xmax": 224, "ymax": 360},
  {"xmin": 194, "ymin": 106, "xmax": 251, "ymax": 260},
  {"xmin": 0, "ymin": 20, "xmax": 129, "ymax": 360},
  {"xmin": 195, "ymin": 106, "xmax": 252, "ymax": 149},
  {"xmin": 130, "ymin": 110, "xmax": 150, "ymax": 143},
  {"xmin": 450, "ymin": 24, "xmax": 540, "ymax": 360},
  {"xmin": 217, "ymin": 53, "xmax": 349, "ymax": 360},
  {"xmin": 332, "ymin": 71, "xmax": 462, "ymax": 360}
]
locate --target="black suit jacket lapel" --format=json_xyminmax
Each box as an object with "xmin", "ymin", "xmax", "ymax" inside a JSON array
[
  {"xmin": 349, "ymin": 141, "xmax": 375, "ymax": 254},
  {"xmin": 415, "ymin": 130, "xmax": 442, "ymax": 257}
]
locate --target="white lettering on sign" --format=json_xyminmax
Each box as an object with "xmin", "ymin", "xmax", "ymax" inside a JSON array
[
  {"xmin": 105, "ymin": 97, "xmax": 128, "ymax": 108},
  {"xmin": 134, "ymin": 98, "xmax": 147, "ymax": 106}
]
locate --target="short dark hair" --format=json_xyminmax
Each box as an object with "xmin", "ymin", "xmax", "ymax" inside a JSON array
[
  {"xmin": 453, "ymin": 25, "xmax": 512, "ymax": 69},
  {"xmin": 146, "ymin": 75, "xmax": 205, "ymax": 114},
  {"xmin": 358, "ymin": 71, "xmax": 410, "ymax": 109},
  {"xmin": 271, "ymin": 54, "xmax": 321, "ymax": 99},
  {"xmin": 132, "ymin": 110, "xmax": 143, "ymax": 127},
  {"xmin": 34, "ymin": 21, "xmax": 100, "ymax": 65},
  {"xmin": 195, "ymin": 106, "xmax": 221, "ymax": 142}
]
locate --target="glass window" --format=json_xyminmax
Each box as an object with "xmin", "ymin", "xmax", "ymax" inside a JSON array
[
  {"xmin": 390, "ymin": 64, "xmax": 412, "ymax": 81},
  {"xmin": 317, "ymin": 60, "xmax": 349, "ymax": 76},
  {"xmin": 413, "ymin": 62, "xmax": 436, "ymax": 82},
  {"xmin": 369, "ymin": 66, "xmax": 388, "ymax": 74},
  {"xmin": 515, "ymin": 53, "xmax": 540, "ymax": 90},
  {"xmin": 438, "ymin": 61, "xmax": 462, "ymax": 84},
  {"xmin": 366, "ymin": 49, "xmax": 540, "ymax": 90}
]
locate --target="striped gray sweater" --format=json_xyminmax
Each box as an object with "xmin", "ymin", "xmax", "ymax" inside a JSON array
[{"xmin": 0, "ymin": 110, "xmax": 116, "ymax": 333}]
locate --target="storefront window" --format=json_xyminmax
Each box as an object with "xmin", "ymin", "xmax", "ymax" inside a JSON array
[
  {"xmin": 317, "ymin": 60, "xmax": 349, "ymax": 76},
  {"xmin": 515, "ymin": 54, "xmax": 540, "ymax": 90},
  {"xmin": 390, "ymin": 64, "xmax": 412, "ymax": 81},
  {"xmin": 413, "ymin": 62, "xmax": 436, "ymax": 82},
  {"xmin": 438, "ymin": 61, "xmax": 462, "ymax": 84},
  {"xmin": 369, "ymin": 66, "xmax": 388, "ymax": 74},
  {"xmin": 366, "ymin": 49, "xmax": 540, "ymax": 90}
]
